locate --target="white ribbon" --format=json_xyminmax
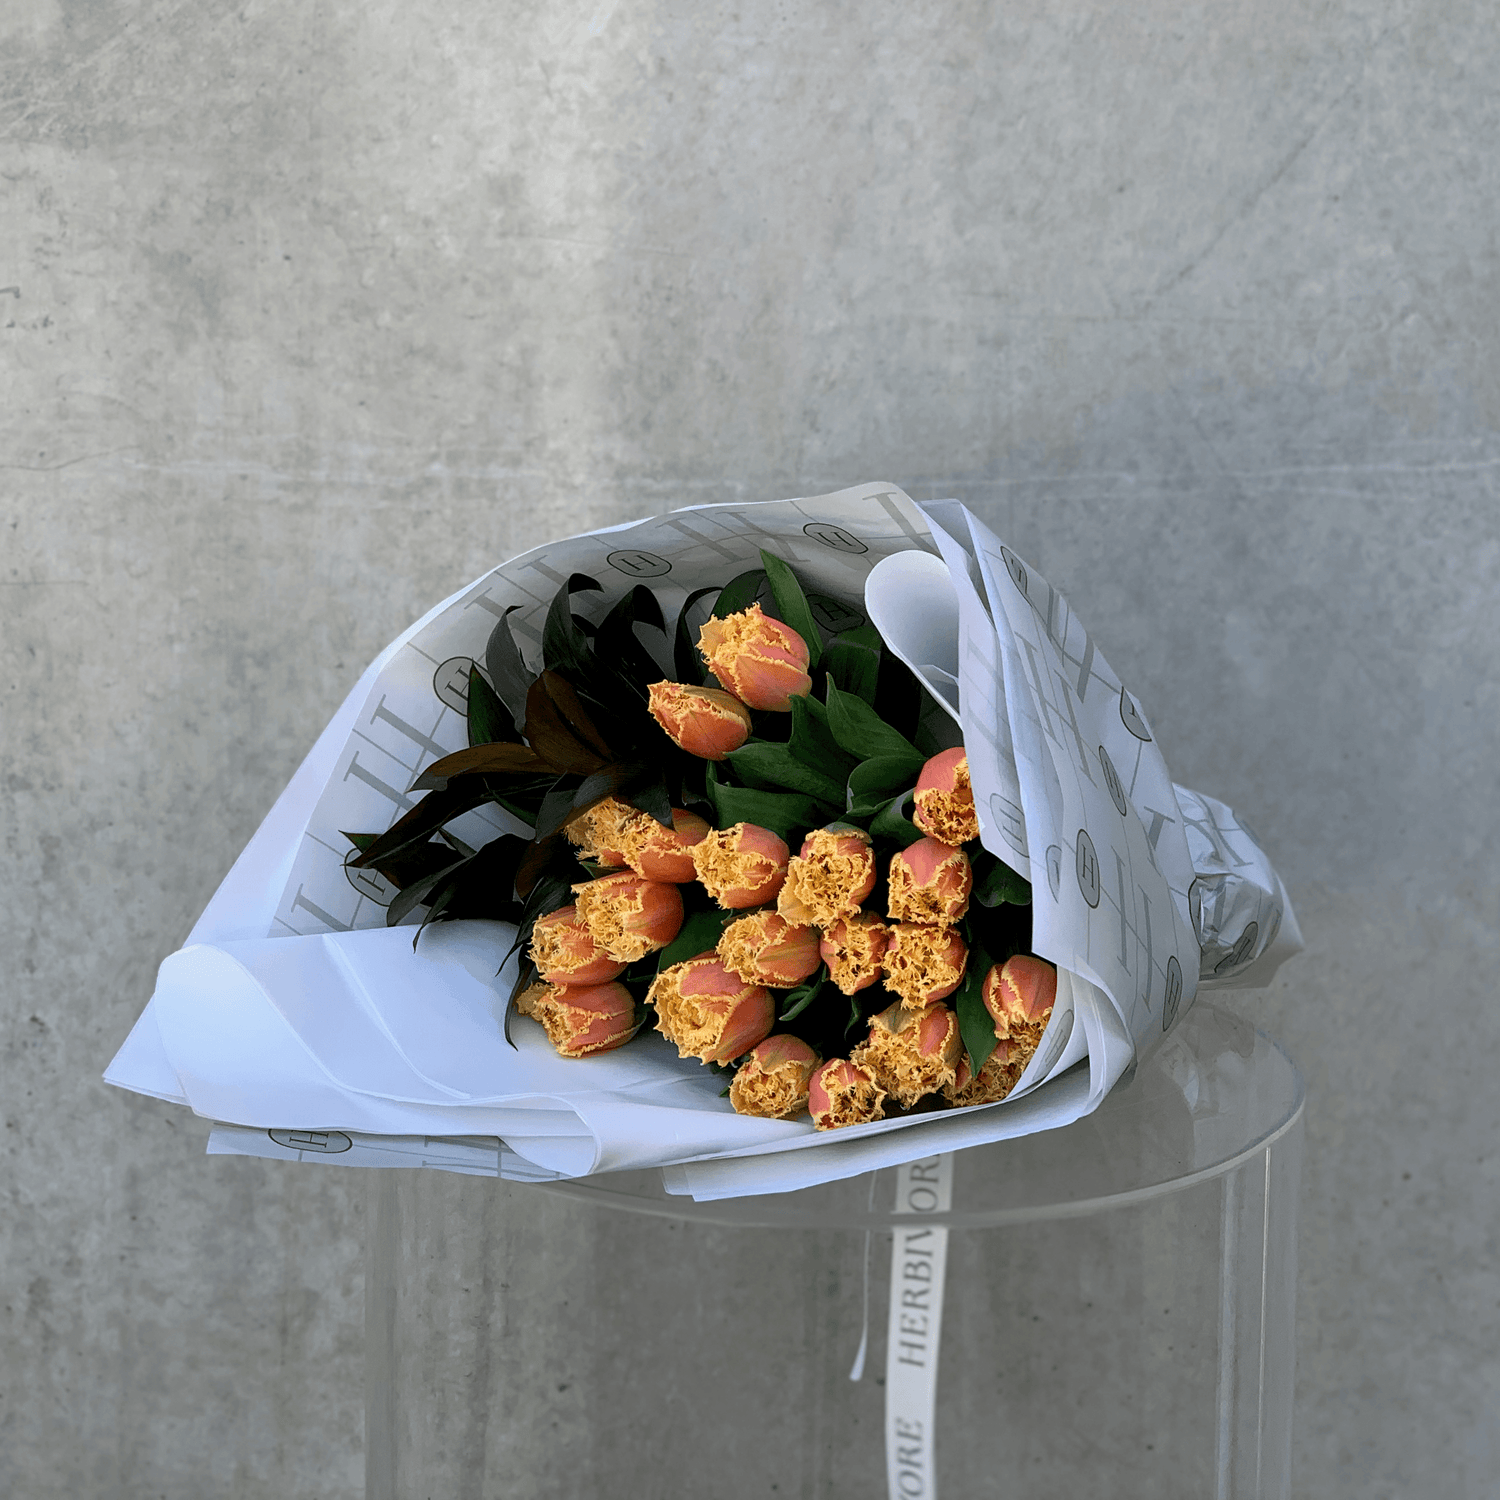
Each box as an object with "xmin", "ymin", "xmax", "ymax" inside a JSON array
[{"xmin": 884, "ymin": 1153, "xmax": 954, "ymax": 1500}]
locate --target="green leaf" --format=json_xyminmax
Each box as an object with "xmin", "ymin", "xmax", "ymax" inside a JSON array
[
  {"xmin": 824, "ymin": 678, "xmax": 924, "ymax": 769},
  {"xmin": 847, "ymin": 756, "xmax": 919, "ymax": 811},
  {"xmin": 673, "ymin": 586, "xmax": 719, "ymax": 683},
  {"xmin": 787, "ymin": 694, "xmax": 858, "ymax": 778},
  {"xmin": 713, "ymin": 568, "xmax": 766, "ymax": 618},
  {"xmin": 655, "ymin": 907, "xmax": 739, "ymax": 970},
  {"xmin": 599, "ymin": 584, "xmax": 669, "ymax": 688},
  {"xmin": 386, "ymin": 854, "xmax": 469, "ymax": 928},
  {"xmin": 953, "ymin": 935, "xmax": 998, "ymax": 1075},
  {"xmin": 869, "ymin": 790, "xmax": 927, "ymax": 848},
  {"xmin": 411, "ymin": 740, "xmax": 551, "ymax": 792},
  {"xmin": 484, "ymin": 608, "xmax": 534, "ymax": 722},
  {"xmin": 974, "ymin": 854, "xmax": 1032, "ymax": 907},
  {"xmin": 725, "ymin": 742, "xmax": 846, "ymax": 805},
  {"xmin": 707, "ymin": 771, "xmax": 828, "ymax": 844},
  {"xmin": 822, "ymin": 623, "xmax": 883, "ymax": 703},
  {"xmin": 541, "ymin": 573, "xmax": 602, "ymax": 675},
  {"xmin": 778, "ymin": 965, "xmax": 828, "ymax": 1023},
  {"xmin": 348, "ymin": 782, "xmax": 504, "ymax": 869},
  {"xmin": 467, "ymin": 664, "xmax": 517, "ymax": 748},
  {"xmin": 759, "ymin": 549, "xmax": 822, "ymax": 670}
]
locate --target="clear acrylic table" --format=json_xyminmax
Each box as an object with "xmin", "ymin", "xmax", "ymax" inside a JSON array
[{"xmin": 365, "ymin": 1000, "xmax": 1302, "ymax": 1498}]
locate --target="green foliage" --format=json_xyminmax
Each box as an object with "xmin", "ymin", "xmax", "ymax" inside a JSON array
[
  {"xmin": 656, "ymin": 907, "xmax": 739, "ymax": 970},
  {"xmin": 822, "ymin": 623, "xmax": 882, "ymax": 702},
  {"xmin": 712, "ymin": 569, "xmax": 766, "ymax": 618},
  {"xmin": 953, "ymin": 934, "xmax": 997, "ymax": 1075},
  {"xmin": 466, "ymin": 665, "xmax": 517, "ymax": 747},
  {"xmin": 759, "ymin": 549, "xmax": 822, "ymax": 670},
  {"xmin": 824, "ymin": 679, "xmax": 924, "ymax": 770},
  {"xmin": 973, "ymin": 852, "xmax": 1032, "ymax": 907},
  {"xmin": 725, "ymin": 742, "xmax": 846, "ymax": 805},
  {"xmin": 706, "ymin": 764, "xmax": 832, "ymax": 843}
]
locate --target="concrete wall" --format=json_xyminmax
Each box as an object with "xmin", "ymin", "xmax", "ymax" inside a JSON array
[{"xmin": 3, "ymin": 1, "xmax": 1496, "ymax": 1494}]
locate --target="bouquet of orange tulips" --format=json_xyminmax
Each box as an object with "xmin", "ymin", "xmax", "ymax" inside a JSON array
[{"xmin": 346, "ymin": 547, "xmax": 1050, "ymax": 1131}]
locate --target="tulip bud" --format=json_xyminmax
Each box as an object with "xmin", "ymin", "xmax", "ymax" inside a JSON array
[
  {"xmin": 851, "ymin": 999, "xmax": 963, "ymax": 1107},
  {"xmin": 648, "ymin": 953, "xmax": 775, "ymax": 1064},
  {"xmin": 883, "ymin": 922, "xmax": 967, "ymax": 1005},
  {"xmin": 728, "ymin": 1034, "xmax": 821, "ymax": 1119},
  {"xmin": 515, "ymin": 980, "xmax": 642, "ymax": 1058},
  {"xmin": 777, "ymin": 826, "xmax": 876, "ymax": 927},
  {"xmin": 819, "ymin": 911, "xmax": 892, "ymax": 995},
  {"xmin": 912, "ymin": 747, "xmax": 980, "ymax": 845},
  {"xmin": 621, "ymin": 808, "xmax": 711, "ymax": 884},
  {"xmin": 572, "ymin": 871, "xmax": 685, "ymax": 962},
  {"xmin": 691, "ymin": 822, "xmax": 790, "ymax": 908},
  {"xmin": 563, "ymin": 794, "xmax": 637, "ymax": 867},
  {"xmin": 808, "ymin": 1057, "xmax": 887, "ymax": 1131},
  {"xmin": 697, "ymin": 602, "xmax": 813, "ymax": 712},
  {"xmin": 718, "ymin": 910, "xmax": 821, "ymax": 987},
  {"xmin": 528, "ymin": 904, "xmax": 627, "ymax": 987},
  {"xmin": 943, "ymin": 1040, "xmax": 1022, "ymax": 1107},
  {"xmin": 982, "ymin": 954, "xmax": 1057, "ymax": 1053},
  {"xmin": 647, "ymin": 682, "xmax": 753, "ymax": 760},
  {"xmin": 886, "ymin": 837, "xmax": 973, "ymax": 925}
]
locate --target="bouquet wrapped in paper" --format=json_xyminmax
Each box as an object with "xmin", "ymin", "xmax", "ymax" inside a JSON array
[{"xmin": 106, "ymin": 485, "xmax": 1299, "ymax": 1200}]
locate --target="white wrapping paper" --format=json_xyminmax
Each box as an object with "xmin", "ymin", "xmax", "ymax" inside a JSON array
[{"xmin": 105, "ymin": 485, "xmax": 1299, "ymax": 1199}]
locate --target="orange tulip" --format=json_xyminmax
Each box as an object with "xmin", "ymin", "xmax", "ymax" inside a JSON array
[
  {"xmin": 648, "ymin": 953, "xmax": 775, "ymax": 1064},
  {"xmin": 515, "ymin": 980, "xmax": 642, "ymax": 1057},
  {"xmin": 944, "ymin": 1039, "xmax": 1023, "ymax": 1107},
  {"xmin": 777, "ymin": 826, "xmax": 876, "ymax": 927},
  {"xmin": 911, "ymin": 747, "xmax": 980, "ymax": 845},
  {"xmin": 621, "ymin": 808, "xmax": 711, "ymax": 884},
  {"xmin": 851, "ymin": 999, "xmax": 962, "ymax": 1107},
  {"xmin": 882, "ymin": 922, "xmax": 967, "ymax": 1005},
  {"xmin": 887, "ymin": 837, "xmax": 973, "ymax": 925},
  {"xmin": 728, "ymin": 1034, "xmax": 821, "ymax": 1119},
  {"xmin": 697, "ymin": 602, "xmax": 812, "ymax": 711},
  {"xmin": 718, "ymin": 909, "xmax": 821, "ymax": 987},
  {"xmin": 528, "ymin": 904, "xmax": 627, "ymax": 986},
  {"xmin": 563, "ymin": 794, "xmax": 638, "ymax": 867},
  {"xmin": 691, "ymin": 822, "xmax": 790, "ymax": 909},
  {"xmin": 647, "ymin": 681, "xmax": 753, "ymax": 760},
  {"xmin": 982, "ymin": 954, "xmax": 1057, "ymax": 1051},
  {"xmin": 572, "ymin": 871, "xmax": 685, "ymax": 962},
  {"xmin": 818, "ymin": 911, "xmax": 892, "ymax": 995},
  {"xmin": 808, "ymin": 1057, "xmax": 887, "ymax": 1131}
]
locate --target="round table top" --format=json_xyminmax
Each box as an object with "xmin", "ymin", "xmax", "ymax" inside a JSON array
[{"xmin": 535, "ymin": 1000, "xmax": 1304, "ymax": 1229}]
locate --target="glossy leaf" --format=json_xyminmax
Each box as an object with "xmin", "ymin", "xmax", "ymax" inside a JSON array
[
  {"xmin": 974, "ymin": 853, "xmax": 1033, "ymax": 907},
  {"xmin": 824, "ymin": 679, "xmax": 924, "ymax": 768},
  {"xmin": 523, "ymin": 673, "xmax": 608, "ymax": 775},
  {"xmin": 778, "ymin": 965, "xmax": 828, "ymax": 1023},
  {"xmin": 386, "ymin": 854, "xmax": 468, "ymax": 928},
  {"xmin": 542, "ymin": 573, "xmax": 602, "ymax": 675},
  {"xmin": 759, "ymin": 549, "xmax": 822, "ymax": 670},
  {"xmin": 673, "ymin": 586, "xmax": 719, "ymax": 683},
  {"xmin": 869, "ymin": 789, "xmax": 927, "ymax": 848},
  {"xmin": 846, "ymin": 755, "xmax": 920, "ymax": 812},
  {"xmin": 467, "ymin": 665, "xmax": 517, "ymax": 748},
  {"xmin": 411, "ymin": 740, "xmax": 551, "ymax": 792},
  {"xmin": 953, "ymin": 934, "xmax": 997, "ymax": 1075},
  {"xmin": 725, "ymin": 742, "xmax": 845, "ymax": 805},
  {"xmin": 707, "ymin": 775, "xmax": 829, "ymax": 844},
  {"xmin": 655, "ymin": 907, "xmax": 739, "ymax": 970},
  {"xmin": 822, "ymin": 623, "xmax": 883, "ymax": 703},
  {"xmin": 713, "ymin": 568, "xmax": 766, "ymax": 619},
  {"xmin": 787, "ymin": 694, "xmax": 858, "ymax": 778},
  {"xmin": 348, "ymin": 782, "xmax": 502, "ymax": 869},
  {"xmin": 485, "ymin": 607, "xmax": 534, "ymax": 722}
]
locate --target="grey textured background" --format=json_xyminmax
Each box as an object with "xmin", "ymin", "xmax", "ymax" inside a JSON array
[{"xmin": 3, "ymin": 1, "xmax": 1497, "ymax": 1495}]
